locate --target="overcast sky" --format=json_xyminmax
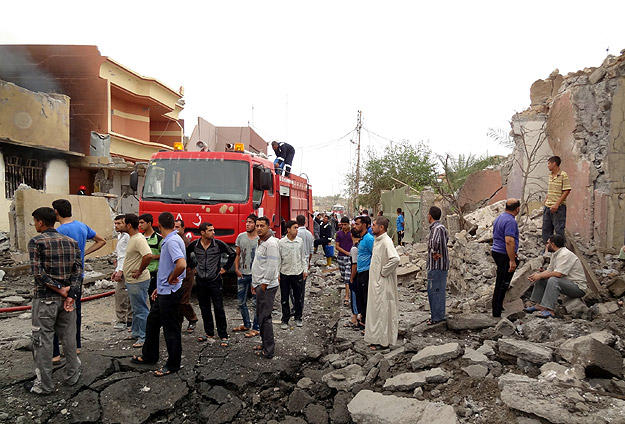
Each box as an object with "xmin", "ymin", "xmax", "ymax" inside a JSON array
[{"xmin": 2, "ymin": 1, "xmax": 624, "ymax": 196}]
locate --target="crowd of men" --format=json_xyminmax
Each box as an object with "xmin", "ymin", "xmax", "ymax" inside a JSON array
[{"xmin": 24, "ymin": 154, "xmax": 586, "ymax": 395}]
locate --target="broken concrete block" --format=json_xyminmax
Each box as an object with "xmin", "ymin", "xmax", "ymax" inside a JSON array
[
  {"xmin": 322, "ymin": 364, "xmax": 366, "ymax": 391},
  {"xmin": 606, "ymin": 277, "xmax": 625, "ymax": 297},
  {"xmin": 589, "ymin": 67, "xmax": 607, "ymax": 84},
  {"xmin": 462, "ymin": 364, "xmax": 488, "ymax": 378},
  {"xmin": 410, "ymin": 343, "xmax": 464, "ymax": 369},
  {"xmin": 382, "ymin": 368, "xmax": 448, "ymax": 391},
  {"xmin": 494, "ymin": 318, "xmax": 515, "ymax": 336},
  {"xmin": 558, "ymin": 335, "xmax": 623, "ymax": 378},
  {"xmin": 592, "ymin": 301, "xmax": 619, "ymax": 316},
  {"xmin": 563, "ymin": 297, "xmax": 588, "ymax": 318},
  {"xmin": 446, "ymin": 314, "xmax": 499, "ymax": 331},
  {"xmin": 498, "ymin": 338, "xmax": 553, "ymax": 364},
  {"xmin": 462, "ymin": 348, "xmax": 489, "ymax": 364},
  {"xmin": 500, "ymin": 374, "xmax": 625, "ymax": 424},
  {"xmin": 347, "ymin": 390, "xmax": 458, "ymax": 424},
  {"xmin": 588, "ymin": 330, "xmax": 616, "ymax": 346},
  {"xmin": 2, "ymin": 295, "xmax": 26, "ymax": 305},
  {"xmin": 539, "ymin": 362, "xmax": 584, "ymax": 386},
  {"xmin": 503, "ymin": 257, "xmax": 543, "ymax": 303}
]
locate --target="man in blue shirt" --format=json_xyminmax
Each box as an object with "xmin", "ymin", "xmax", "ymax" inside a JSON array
[
  {"xmin": 396, "ymin": 208, "xmax": 405, "ymax": 246},
  {"xmin": 132, "ymin": 212, "xmax": 186, "ymax": 376},
  {"xmin": 354, "ymin": 215, "xmax": 374, "ymax": 329},
  {"xmin": 491, "ymin": 199, "xmax": 521, "ymax": 317},
  {"xmin": 51, "ymin": 199, "xmax": 106, "ymax": 362}
]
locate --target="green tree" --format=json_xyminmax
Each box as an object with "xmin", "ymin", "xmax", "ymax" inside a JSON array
[
  {"xmin": 345, "ymin": 140, "xmax": 437, "ymax": 211},
  {"xmin": 434, "ymin": 153, "xmax": 506, "ymax": 228}
]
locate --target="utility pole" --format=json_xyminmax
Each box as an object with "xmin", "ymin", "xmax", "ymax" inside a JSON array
[{"xmin": 354, "ymin": 110, "xmax": 362, "ymax": 214}]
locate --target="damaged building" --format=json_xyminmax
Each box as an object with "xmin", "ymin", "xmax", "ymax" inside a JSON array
[
  {"xmin": 0, "ymin": 45, "xmax": 185, "ymax": 215},
  {"xmin": 508, "ymin": 53, "xmax": 625, "ymax": 251}
]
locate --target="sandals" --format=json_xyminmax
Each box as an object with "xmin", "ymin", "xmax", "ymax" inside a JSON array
[
  {"xmin": 369, "ymin": 344, "xmax": 385, "ymax": 351},
  {"xmin": 130, "ymin": 355, "xmax": 155, "ymax": 365},
  {"xmin": 232, "ymin": 325, "xmax": 250, "ymax": 332},
  {"xmin": 426, "ymin": 318, "xmax": 446, "ymax": 326},
  {"xmin": 244, "ymin": 330, "xmax": 259, "ymax": 338},
  {"xmin": 252, "ymin": 344, "xmax": 263, "ymax": 351},
  {"xmin": 154, "ymin": 367, "xmax": 175, "ymax": 377},
  {"xmin": 132, "ymin": 341, "xmax": 144, "ymax": 348},
  {"xmin": 524, "ymin": 306, "xmax": 539, "ymax": 313},
  {"xmin": 538, "ymin": 310, "xmax": 554, "ymax": 319},
  {"xmin": 197, "ymin": 335, "xmax": 215, "ymax": 342},
  {"xmin": 220, "ymin": 338, "xmax": 230, "ymax": 347},
  {"xmin": 186, "ymin": 321, "xmax": 197, "ymax": 334},
  {"xmin": 255, "ymin": 350, "xmax": 274, "ymax": 359}
]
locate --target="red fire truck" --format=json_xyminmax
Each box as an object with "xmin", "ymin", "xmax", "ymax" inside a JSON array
[{"xmin": 131, "ymin": 144, "xmax": 313, "ymax": 244}]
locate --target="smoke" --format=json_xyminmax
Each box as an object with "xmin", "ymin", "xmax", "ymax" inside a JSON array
[{"xmin": 0, "ymin": 46, "xmax": 61, "ymax": 93}]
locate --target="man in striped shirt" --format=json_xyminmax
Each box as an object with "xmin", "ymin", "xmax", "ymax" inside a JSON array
[
  {"xmin": 426, "ymin": 206, "xmax": 449, "ymax": 325},
  {"xmin": 542, "ymin": 156, "xmax": 571, "ymax": 245}
]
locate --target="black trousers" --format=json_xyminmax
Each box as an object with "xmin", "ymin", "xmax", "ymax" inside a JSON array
[
  {"xmin": 355, "ymin": 270, "xmax": 369, "ymax": 324},
  {"xmin": 280, "ymin": 273, "xmax": 304, "ymax": 323},
  {"xmin": 148, "ymin": 270, "xmax": 158, "ymax": 307},
  {"xmin": 491, "ymin": 251, "xmax": 519, "ymax": 317},
  {"xmin": 196, "ymin": 276, "xmax": 228, "ymax": 339},
  {"xmin": 142, "ymin": 289, "xmax": 183, "ymax": 371}
]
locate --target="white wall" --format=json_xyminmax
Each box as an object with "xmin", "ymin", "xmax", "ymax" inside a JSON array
[
  {"xmin": 0, "ymin": 152, "xmax": 11, "ymax": 232},
  {"xmin": 44, "ymin": 158, "xmax": 69, "ymax": 194}
]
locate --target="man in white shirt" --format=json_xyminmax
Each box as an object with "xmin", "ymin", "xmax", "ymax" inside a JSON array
[
  {"xmin": 251, "ymin": 217, "xmax": 280, "ymax": 359},
  {"xmin": 111, "ymin": 215, "xmax": 131, "ymax": 330},
  {"xmin": 279, "ymin": 220, "xmax": 308, "ymax": 329},
  {"xmin": 526, "ymin": 234, "xmax": 587, "ymax": 318},
  {"xmin": 295, "ymin": 215, "xmax": 313, "ymax": 315}
]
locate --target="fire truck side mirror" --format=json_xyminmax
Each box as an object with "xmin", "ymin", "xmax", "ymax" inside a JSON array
[{"xmin": 129, "ymin": 171, "xmax": 138, "ymax": 192}]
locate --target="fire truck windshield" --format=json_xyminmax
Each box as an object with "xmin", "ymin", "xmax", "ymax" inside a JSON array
[{"xmin": 142, "ymin": 158, "xmax": 250, "ymax": 204}]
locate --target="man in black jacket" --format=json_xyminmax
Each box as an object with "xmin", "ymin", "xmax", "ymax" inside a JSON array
[
  {"xmin": 187, "ymin": 222, "xmax": 235, "ymax": 346},
  {"xmin": 271, "ymin": 141, "xmax": 296, "ymax": 176},
  {"xmin": 314, "ymin": 215, "xmax": 333, "ymax": 266}
]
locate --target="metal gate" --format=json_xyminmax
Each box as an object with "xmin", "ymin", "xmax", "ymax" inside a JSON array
[{"xmin": 4, "ymin": 155, "xmax": 45, "ymax": 198}]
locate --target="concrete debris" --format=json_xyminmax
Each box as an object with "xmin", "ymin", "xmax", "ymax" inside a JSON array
[
  {"xmin": 347, "ymin": 390, "xmax": 458, "ymax": 424},
  {"xmin": 410, "ymin": 343, "xmax": 464, "ymax": 369},
  {"xmin": 382, "ymin": 368, "xmax": 449, "ymax": 391},
  {"xmin": 446, "ymin": 313, "xmax": 499, "ymax": 331},
  {"xmin": 461, "ymin": 364, "xmax": 488, "ymax": 378},
  {"xmin": 498, "ymin": 338, "xmax": 553, "ymax": 365},
  {"xmin": 558, "ymin": 335, "xmax": 623, "ymax": 378},
  {"xmin": 499, "ymin": 373, "xmax": 625, "ymax": 424},
  {"xmin": 322, "ymin": 364, "xmax": 366, "ymax": 391}
]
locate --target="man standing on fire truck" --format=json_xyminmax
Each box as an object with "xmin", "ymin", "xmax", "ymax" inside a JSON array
[{"xmin": 271, "ymin": 141, "xmax": 296, "ymax": 177}]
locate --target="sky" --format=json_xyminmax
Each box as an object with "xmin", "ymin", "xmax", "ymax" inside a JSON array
[{"xmin": 2, "ymin": 1, "xmax": 624, "ymax": 196}]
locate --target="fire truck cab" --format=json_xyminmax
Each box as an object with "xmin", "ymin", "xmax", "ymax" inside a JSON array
[{"xmin": 132, "ymin": 146, "xmax": 313, "ymax": 245}]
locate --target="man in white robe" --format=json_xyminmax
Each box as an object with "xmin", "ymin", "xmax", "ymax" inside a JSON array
[{"xmin": 364, "ymin": 216, "xmax": 400, "ymax": 349}]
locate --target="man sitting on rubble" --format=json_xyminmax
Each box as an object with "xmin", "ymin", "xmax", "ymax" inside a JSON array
[{"xmin": 525, "ymin": 234, "xmax": 587, "ymax": 318}]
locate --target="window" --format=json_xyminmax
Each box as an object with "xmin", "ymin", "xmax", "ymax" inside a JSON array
[
  {"xmin": 4, "ymin": 155, "xmax": 45, "ymax": 198},
  {"xmin": 143, "ymin": 158, "xmax": 250, "ymax": 203}
]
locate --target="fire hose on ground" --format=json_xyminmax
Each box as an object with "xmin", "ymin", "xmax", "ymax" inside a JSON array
[{"xmin": 0, "ymin": 290, "xmax": 116, "ymax": 313}]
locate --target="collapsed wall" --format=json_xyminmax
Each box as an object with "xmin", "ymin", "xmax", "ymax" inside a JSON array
[{"xmin": 509, "ymin": 53, "xmax": 625, "ymax": 251}]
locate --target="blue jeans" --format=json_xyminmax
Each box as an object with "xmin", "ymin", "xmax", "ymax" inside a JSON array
[
  {"xmin": 427, "ymin": 270, "xmax": 448, "ymax": 322},
  {"xmin": 237, "ymin": 275, "xmax": 258, "ymax": 330},
  {"xmin": 127, "ymin": 279, "xmax": 150, "ymax": 342},
  {"xmin": 542, "ymin": 205, "xmax": 566, "ymax": 244}
]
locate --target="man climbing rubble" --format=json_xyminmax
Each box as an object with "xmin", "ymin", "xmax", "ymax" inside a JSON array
[{"xmin": 525, "ymin": 234, "xmax": 587, "ymax": 318}]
